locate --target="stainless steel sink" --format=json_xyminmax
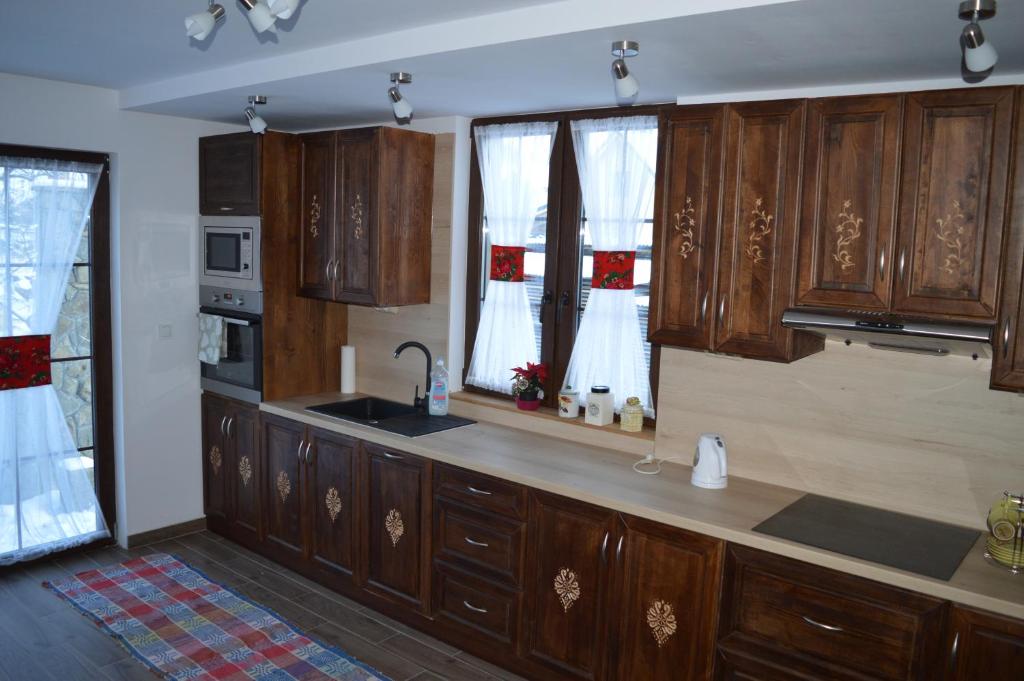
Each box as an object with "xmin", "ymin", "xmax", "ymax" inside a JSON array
[{"xmin": 305, "ymin": 397, "xmax": 475, "ymax": 438}]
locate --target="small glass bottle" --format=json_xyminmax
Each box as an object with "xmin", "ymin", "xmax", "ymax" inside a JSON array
[{"xmin": 620, "ymin": 396, "xmax": 644, "ymax": 432}]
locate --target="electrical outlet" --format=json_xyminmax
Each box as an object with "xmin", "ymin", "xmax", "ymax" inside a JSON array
[{"xmin": 158, "ymin": 324, "xmax": 173, "ymax": 339}]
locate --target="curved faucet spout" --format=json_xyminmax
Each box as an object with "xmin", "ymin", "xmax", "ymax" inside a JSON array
[{"xmin": 394, "ymin": 341, "xmax": 432, "ymax": 413}]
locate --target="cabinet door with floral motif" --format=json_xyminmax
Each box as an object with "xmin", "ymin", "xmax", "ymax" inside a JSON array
[
  {"xmin": 260, "ymin": 414, "xmax": 306, "ymax": 568},
  {"xmin": 610, "ymin": 516, "xmax": 723, "ymax": 681},
  {"xmin": 334, "ymin": 129, "xmax": 377, "ymax": 305},
  {"xmin": 796, "ymin": 95, "xmax": 903, "ymax": 310},
  {"xmin": 201, "ymin": 394, "xmax": 229, "ymax": 527},
  {"xmin": 227, "ymin": 404, "xmax": 260, "ymax": 547},
  {"xmin": 299, "ymin": 131, "xmax": 337, "ymax": 300},
  {"xmin": 306, "ymin": 427, "xmax": 358, "ymax": 586},
  {"xmin": 893, "ymin": 87, "xmax": 1014, "ymax": 320}
]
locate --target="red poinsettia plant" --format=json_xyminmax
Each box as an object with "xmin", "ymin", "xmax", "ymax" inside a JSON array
[{"xmin": 510, "ymin": 361, "xmax": 547, "ymax": 398}]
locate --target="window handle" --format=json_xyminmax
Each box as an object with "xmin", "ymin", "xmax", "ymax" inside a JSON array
[
  {"xmin": 556, "ymin": 290, "xmax": 571, "ymax": 325},
  {"xmin": 539, "ymin": 289, "xmax": 553, "ymax": 324}
]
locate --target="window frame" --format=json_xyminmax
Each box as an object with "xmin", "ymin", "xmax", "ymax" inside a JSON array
[
  {"xmin": 463, "ymin": 104, "xmax": 669, "ymax": 414},
  {"xmin": 0, "ymin": 143, "xmax": 115, "ymax": 535}
]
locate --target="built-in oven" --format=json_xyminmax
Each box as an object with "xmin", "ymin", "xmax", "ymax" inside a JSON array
[
  {"xmin": 199, "ymin": 285, "xmax": 263, "ymax": 404},
  {"xmin": 200, "ymin": 215, "xmax": 261, "ymax": 292}
]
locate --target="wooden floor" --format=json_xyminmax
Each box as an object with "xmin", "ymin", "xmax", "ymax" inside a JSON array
[{"xmin": 0, "ymin": 530, "xmax": 529, "ymax": 681}]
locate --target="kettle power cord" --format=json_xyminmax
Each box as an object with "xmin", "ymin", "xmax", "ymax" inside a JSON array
[{"xmin": 632, "ymin": 453, "xmax": 683, "ymax": 475}]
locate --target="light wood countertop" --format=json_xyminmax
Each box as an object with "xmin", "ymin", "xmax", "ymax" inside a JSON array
[{"xmin": 262, "ymin": 392, "xmax": 1024, "ymax": 620}]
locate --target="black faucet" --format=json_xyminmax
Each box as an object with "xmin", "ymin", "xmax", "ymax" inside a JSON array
[{"xmin": 393, "ymin": 341, "xmax": 432, "ymax": 414}]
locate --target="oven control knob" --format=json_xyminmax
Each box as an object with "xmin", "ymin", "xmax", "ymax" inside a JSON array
[
  {"xmin": 211, "ymin": 294, "xmax": 221, "ymax": 303},
  {"xmin": 236, "ymin": 297, "xmax": 245, "ymax": 307}
]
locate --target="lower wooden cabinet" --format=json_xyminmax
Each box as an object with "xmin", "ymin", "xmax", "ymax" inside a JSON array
[
  {"xmin": 946, "ymin": 605, "xmax": 1024, "ymax": 680},
  {"xmin": 201, "ymin": 393, "xmax": 260, "ymax": 547},
  {"xmin": 260, "ymin": 413, "xmax": 307, "ymax": 567},
  {"xmin": 363, "ymin": 444, "xmax": 432, "ymax": 613},
  {"xmin": 306, "ymin": 428, "xmax": 359, "ymax": 584}
]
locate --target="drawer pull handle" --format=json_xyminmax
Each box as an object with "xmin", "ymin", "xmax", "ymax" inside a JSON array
[
  {"xmin": 463, "ymin": 600, "xmax": 488, "ymax": 614},
  {"xmin": 464, "ymin": 537, "xmax": 489, "ymax": 548},
  {"xmin": 802, "ymin": 615, "xmax": 844, "ymax": 633},
  {"xmin": 466, "ymin": 486, "xmax": 492, "ymax": 496},
  {"xmin": 383, "ymin": 452, "xmax": 404, "ymax": 460}
]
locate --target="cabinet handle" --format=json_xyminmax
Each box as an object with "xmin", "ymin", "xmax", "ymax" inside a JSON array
[
  {"xmin": 304, "ymin": 442, "xmax": 313, "ymax": 464},
  {"xmin": 464, "ymin": 537, "xmax": 489, "ymax": 548},
  {"xmin": 700, "ymin": 290, "xmax": 709, "ymax": 324},
  {"xmin": 326, "ymin": 259, "xmax": 334, "ymax": 282},
  {"xmin": 949, "ymin": 631, "xmax": 960, "ymax": 675},
  {"xmin": 615, "ymin": 535, "xmax": 624, "ymax": 565},
  {"xmin": 296, "ymin": 440, "xmax": 305, "ymax": 463},
  {"xmin": 383, "ymin": 451, "xmax": 404, "ymax": 460},
  {"xmin": 878, "ymin": 243, "xmax": 887, "ymax": 281},
  {"xmin": 226, "ymin": 417, "xmax": 234, "ymax": 438},
  {"xmin": 898, "ymin": 247, "xmax": 906, "ymax": 283},
  {"xmin": 802, "ymin": 615, "xmax": 844, "ymax": 633},
  {"xmin": 1004, "ymin": 317, "xmax": 1012, "ymax": 360},
  {"xmin": 718, "ymin": 295, "xmax": 727, "ymax": 329},
  {"xmin": 218, "ymin": 207, "xmax": 234, "ymax": 212},
  {"xmin": 466, "ymin": 486, "xmax": 492, "ymax": 496},
  {"xmin": 332, "ymin": 260, "xmax": 341, "ymax": 282},
  {"xmin": 463, "ymin": 600, "xmax": 488, "ymax": 614},
  {"xmin": 600, "ymin": 531, "xmax": 610, "ymax": 564},
  {"xmin": 220, "ymin": 416, "xmax": 227, "ymax": 437}
]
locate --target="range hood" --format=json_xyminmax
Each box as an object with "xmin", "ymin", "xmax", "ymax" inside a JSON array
[{"xmin": 781, "ymin": 308, "xmax": 993, "ymax": 358}]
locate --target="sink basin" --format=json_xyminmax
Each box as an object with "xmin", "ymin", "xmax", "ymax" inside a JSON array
[
  {"xmin": 309, "ymin": 397, "xmax": 419, "ymax": 423},
  {"xmin": 305, "ymin": 397, "xmax": 475, "ymax": 438}
]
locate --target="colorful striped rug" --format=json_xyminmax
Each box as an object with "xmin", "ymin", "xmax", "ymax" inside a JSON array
[{"xmin": 43, "ymin": 553, "xmax": 390, "ymax": 681}]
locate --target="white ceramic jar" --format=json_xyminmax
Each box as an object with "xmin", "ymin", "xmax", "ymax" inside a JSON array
[
  {"xmin": 584, "ymin": 386, "xmax": 614, "ymax": 426},
  {"xmin": 558, "ymin": 387, "xmax": 580, "ymax": 419}
]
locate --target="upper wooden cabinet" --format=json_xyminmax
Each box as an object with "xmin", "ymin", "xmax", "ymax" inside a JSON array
[
  {"xmin": 715, "ymin": 99, "xmax": 823, "ymax": 362},
  {"xmin": 894, "ymin": 87, "xmax": 1015, "ymax": 320},
  {"xmin": 299, "ymin": 126, "xmax": 435, "ymax": 307},
  {"xmin": 199, "ymin": 133, "xmax": 261, "ymax": 215},
  {"xmin": 796, "ymin": 94, "xmax": 903, "ymax": 310},
  {"xmin": 649, "ymin": 104, "xmax": 724, "ymax": 349},
  {"xmin": 993, "ymin": 89, "xmax": 1024, "ymax": 392},
  {"xmin": 945, "ymin": 605, "xmax": 1024, "ymax": 680}
]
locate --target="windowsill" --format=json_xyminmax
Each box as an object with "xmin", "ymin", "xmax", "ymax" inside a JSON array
[{"xmin": 449, "ymin": 391, "xmax": 655, "ymax": 457}]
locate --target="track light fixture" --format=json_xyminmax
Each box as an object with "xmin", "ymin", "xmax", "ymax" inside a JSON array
[
  {"xmin": 388, "ymin": 72, "xmax": 414, "ymax": 125},
  {"xmin": 239, "ymin": 0, "xmax": 277, "ymax": 33},
  {"xmin": 244, "ymin": 95, "xmax": 268, "ymax": 134},
  {"xmin": 959, "ymin": 0, "xmax": 998, "ymax": 73},
  {"xmin": 185, "ymin": 1, "xmax": 225, "ymax": 41},
  {"xmin": 611, "ymin": 40, "xmax": 640, "ymax": 102},
  {"xmin": 267, "ymin": 0, "xmax": 300, "ymax": 20}
]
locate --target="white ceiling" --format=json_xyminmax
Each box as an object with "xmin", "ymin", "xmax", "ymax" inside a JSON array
[{"xmin": 1, "ymin": 0, "xmax": 1022, "ymax": 130}]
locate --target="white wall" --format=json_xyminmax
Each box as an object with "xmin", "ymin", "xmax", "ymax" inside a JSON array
[{"xmin": 0, "ymin": 72, "xmax": 242, "ymax": 545}]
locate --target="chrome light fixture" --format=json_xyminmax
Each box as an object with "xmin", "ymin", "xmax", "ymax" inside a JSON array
[
  {"xmin": 388, "ymin": 72, "xmax": 414, "ymax": 124},
  {"xmin": 267, "ymin": 0, "xmax": 300, "ymax": 20},
  {"xmin": 185, "ymin": 1, "xmax": 225, "ymax": 41},
  {"xmin": 244, "ymin": 95, "xmax": 268, "ymax": 134},
  {"xmin": 611, "ymin": 40, "xmax": 640, "ymax": 102},
  {"xmin": 959, "ymin": 0, "xmax": 998, "ymax": 73},
  {"xmin": 239, "ymin": 0, "xmax": 277, "ymax": 33}
]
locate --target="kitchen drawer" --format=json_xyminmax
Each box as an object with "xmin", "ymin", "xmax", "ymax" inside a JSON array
[
  {"xmin": 434, "ymin": 463, "xmax": 526, "ymax": 520},
  {"xmin": 434, "ymin": 499, "xmax": 525, "ymax": 586},
  {"xmin": 719, "ymin": 545, "xmax": 946, "ymax": 681},
  {"xmin": 434, "ymin": 563, "xmax": 520, "ymax": 647}
]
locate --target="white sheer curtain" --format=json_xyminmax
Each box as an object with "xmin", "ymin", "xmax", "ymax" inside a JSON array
[
  {"xmin": 0, "ymin": 156, "xmax": 109, "ymax": 565},
  {"xmin": 466, "ymin": 121, "xmax": 557, "ymax": 393},
  {"xmin": 563, "ymin": 117, "xmax": 658, "ymax": 416}
]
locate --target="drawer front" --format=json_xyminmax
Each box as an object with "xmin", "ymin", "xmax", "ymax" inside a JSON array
[
  {"xmin": 434, "ymin": 565, "xmax": 519, "ymax": 646},
  {"xmin": 434, "ymin": 463, "xmax": 526, "ymax": 520},
  {"xmin": 435, "ymin": 500, "xmax": 524, "ymax": 586},
  {"xmin": 721, "ymin": 546, "xmax": 946, "ymax": 681}
]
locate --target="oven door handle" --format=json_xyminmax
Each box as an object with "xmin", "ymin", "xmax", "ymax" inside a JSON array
[{"xmin": 222, "ymin": 317, "xmax": 252, "ymax": 327}]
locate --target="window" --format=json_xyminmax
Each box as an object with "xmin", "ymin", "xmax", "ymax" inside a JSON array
[{"xmin": 464, "ymin": 107, "xmax": 665, "ymax": 417}]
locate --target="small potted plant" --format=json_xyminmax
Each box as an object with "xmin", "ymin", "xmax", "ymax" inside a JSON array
[{"xmin": 511, "ymin": 362, "xmax": 547, "ymax": 411}]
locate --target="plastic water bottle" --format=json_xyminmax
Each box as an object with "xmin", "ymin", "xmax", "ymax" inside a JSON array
[{"xmin": 429, "ymin": 358, "xmax": 449, "ymax": 416}]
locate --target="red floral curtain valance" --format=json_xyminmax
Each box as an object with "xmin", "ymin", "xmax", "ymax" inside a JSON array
[
  {"xmin": 489, "ymin": 245, "xmax": 527, "ymax": 282},
  {"xmin": 592, "ymin": 250, "xmax": 636, "ymax": 290},
  {"xmin": 0, "ymin": 335, "xmax": 52, "ymax": 391}
]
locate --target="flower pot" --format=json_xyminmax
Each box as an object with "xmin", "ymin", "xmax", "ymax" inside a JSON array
[{"xmin": 515, "ymin": 392, "xmax": 541, "ymax": 411}]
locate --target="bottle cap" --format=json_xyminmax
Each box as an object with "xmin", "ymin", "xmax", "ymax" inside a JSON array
[
  {"xmin": 590, "ymin": 385, "xmax": 610, "ymax": 394},
  {"xmin": 626, "ymin": 396, "xmax": 640, "ymax": 406}
]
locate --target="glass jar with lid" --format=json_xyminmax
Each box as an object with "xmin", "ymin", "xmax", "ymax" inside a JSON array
[{"xmin": 620, "ymin": 396, "xmax": 643, "ymax": 432}]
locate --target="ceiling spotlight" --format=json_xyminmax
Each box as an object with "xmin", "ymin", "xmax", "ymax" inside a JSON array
[
  {"xmin": 185, "ymin": 2, "xmax": 225, "ymax": 41},
  {"xmin": 267, "ymin": 0, "xmax": 299, "ymax": 20},
  {"xmin": 611, "ymin": 40, "xmax": 640, "ymax": 102},
  {"xmin": 244, "ymin": 95, "xmax": 268, "ymax": 134},
  {"xmin": 959, "ymin": 0, "xmax": 998, "ymax": 73},
  {"xmin": 388, "ymin": 72, "xmax": 414, "ymax": 125},
  {"xmin": 239, "ymin": 0, "xmax": 277, "ymax": 33}
]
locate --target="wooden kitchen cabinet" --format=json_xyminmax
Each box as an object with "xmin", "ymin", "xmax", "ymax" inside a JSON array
[
  {"xmin": 260, "ymin": 413, "xmax": 307, "ymax": 567},
  {"xmin": 298, "ymin": 126, "xmax": 435, "ymax": 307},
  {"xmin": 523, "ymin": 491, "xmax": 617, "ymax": 680},
  {"xmin": 199, "ymin": 133, "xmax": 261, "ymax": 215},
  {"xmin": 305, "ymin": 427, "xmax": 359, "ymax": 585},
  {"xmin": 945, "ymin": 605, "xmax": 1024, "ymax": 680},
  {"xmin": 649, "ymin": 104, "xmax": 725, "ymax": 349},
  {"xmin": 610, "ymin": 516, "xmax": 723, "ymax": 681},
  {"xmin": 201, "ymin": 393, "xmax": 260, "ymax": 547},
  {"xmin": 363, "ymin": 443, "xmax": 432, "ymax": 613},
  {"xmin": 893, "ymin": 87, "xmax": 1015, "ymax": 320},
  {"xmin": 715, "ymin": 99, "xmax": 823, "ymax": 362},
  {"xmin": 717, "ymin": 545, "xmax": 947, "ymax": 681},
  {"xmin": 796, "ymin": 94, "xmax": 904, "ymax": 310},
  {"xmin": 991, "ymin": 88, "xmax": 1024, "ymax": 392}
]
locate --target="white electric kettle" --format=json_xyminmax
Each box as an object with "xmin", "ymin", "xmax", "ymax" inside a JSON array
[{"xmin": 691, "ymin": 433, "xmax": 728, "ymax": 489}]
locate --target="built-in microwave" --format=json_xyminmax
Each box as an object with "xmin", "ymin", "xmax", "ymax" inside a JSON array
[{"xmin": 199, "ymin": 215, "xmax": 261, "ymax": 291}]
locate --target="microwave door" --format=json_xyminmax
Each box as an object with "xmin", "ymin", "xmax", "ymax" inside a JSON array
[{"xmin": 206, "ymin": 231, "xmax": 242, "ymax": 275}]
